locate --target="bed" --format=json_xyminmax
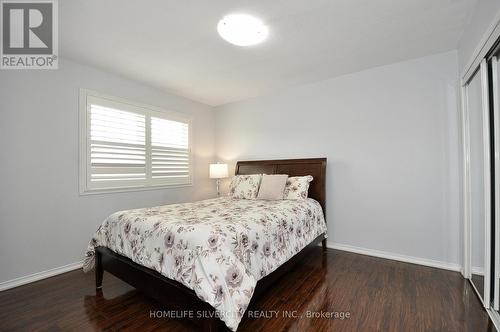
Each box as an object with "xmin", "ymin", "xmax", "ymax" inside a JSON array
[{"xmin": 84, "ymin": 158, "xmax": 327, "ymax": 331}]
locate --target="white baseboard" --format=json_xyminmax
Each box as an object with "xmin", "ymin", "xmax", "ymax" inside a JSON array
[
  {"xmin": 471, "ymin": 267, "xmax": 485, "ymax": 276},
  {"xmin": 0, "ymin": 260, "xmax": 83, "ymax": 292},
  {"xmin": 328, "ymin": 242, "xmax": 462, "ymax": 272}
]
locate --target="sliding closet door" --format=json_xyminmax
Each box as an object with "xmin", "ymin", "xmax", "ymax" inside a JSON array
[
  {"xmin": 466, "ymin": 60, "xmax": 491, "ymax": 308},
  {"xmin": 493, "ymin": 55, "xmax": 500, "ymax": 311}
]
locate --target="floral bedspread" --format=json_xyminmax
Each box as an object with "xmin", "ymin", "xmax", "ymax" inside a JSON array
[{"xmin": 83, "ymin": 197, "xmax": 327, "ymax": 331}]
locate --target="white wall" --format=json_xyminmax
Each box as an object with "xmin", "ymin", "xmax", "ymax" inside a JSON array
[
  {"xmin": 458, "ymin": 0, "xmax": 500, "ymax": 73},
  {"xmin": 0, "ymin": 49, "xmax": 465, "ymax": 285},
  {"xmin": 215, "ymin": 51, "xmax": 461, "ymax": 267},
  {"xmin": 0, "ymin": 58, "xmax": 215, "ymax": 284}
]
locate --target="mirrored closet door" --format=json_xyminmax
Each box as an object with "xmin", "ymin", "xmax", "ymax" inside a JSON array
[
  {"xmin": 464, "ymin": 59, "xmax": 491, "ymax": 308},
  {"xmin": 462, "ymin": 24, "xmax": 500, "ymax": 327},
  {"xmin": 492, "ymin": 53, "xmax": 500, "ymax": 313}
]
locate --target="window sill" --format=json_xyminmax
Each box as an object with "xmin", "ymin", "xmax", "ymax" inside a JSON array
[{"xmin": 79, "ymin": 183, "xmax": 193, "ymax": 196}]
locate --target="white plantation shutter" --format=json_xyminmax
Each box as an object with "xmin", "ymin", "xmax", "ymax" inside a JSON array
[
  {"xmin": 81, "ymin": 91, "xmax": 192, "ymax": 193},
  {"xmin": 89, "ymin": 105, "xmax": 146, "ymax": 188},
  {"xmin": 151, "ymin": 117, "xmax": 190, "ymax": 184}
]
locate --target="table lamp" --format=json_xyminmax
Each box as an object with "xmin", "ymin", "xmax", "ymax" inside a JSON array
[{"xmin": 209, "ymin": 163, "xmax": 228, "ymax": 196}]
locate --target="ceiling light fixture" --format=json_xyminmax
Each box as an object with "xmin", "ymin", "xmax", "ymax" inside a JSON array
[{"xmin": 217, "ymin": 14, "xmax": 268, "ymax": 46}]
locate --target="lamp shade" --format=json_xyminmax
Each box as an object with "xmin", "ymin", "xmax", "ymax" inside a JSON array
[{"xmin": 209, "ymin": 163, "xmax": 228, "ymax": 179}]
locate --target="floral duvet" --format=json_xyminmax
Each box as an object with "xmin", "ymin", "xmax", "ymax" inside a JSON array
[{"xmin": 83, "ymin": 197, "xmax": 327, "ymax": 331}]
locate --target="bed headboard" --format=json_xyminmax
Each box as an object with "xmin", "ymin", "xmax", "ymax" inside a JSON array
[{"xmin": 235, "ymin": 158, "xmax": 327, "ymax": 213}]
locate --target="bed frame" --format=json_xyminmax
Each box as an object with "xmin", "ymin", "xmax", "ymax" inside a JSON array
[{"xmin": 95, "ymin": 158, "xmax": 327, "ymax": 331}]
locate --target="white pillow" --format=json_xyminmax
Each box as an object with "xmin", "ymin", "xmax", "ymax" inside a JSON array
[
  {"xmin": 229, "ymin": 174, "xmax": 262, "ymax": 199},
  {"xmin": 283, "ymin": 175, "xmax": 313, "ymax": 200},
  {"xmin": 257, "ymin": 174, "xmax": 288, "ymax": 200}
]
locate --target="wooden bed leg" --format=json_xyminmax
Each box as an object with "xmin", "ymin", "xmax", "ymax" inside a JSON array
[
  {"xmin": 322, "ymin": 238, "xmax": 327, "ymax": 252},
  {"xmin": 95, "ymin": 251, "xmax": 103, "ymax": 289},
  {"xmin": 203, "ymin": 317, "xmax": 221, "ymax": 332}
]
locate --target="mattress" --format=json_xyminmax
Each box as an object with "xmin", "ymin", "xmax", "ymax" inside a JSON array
[{"xmin": 83, "ymin": 197, "xmax": 327, "ymax": 331}]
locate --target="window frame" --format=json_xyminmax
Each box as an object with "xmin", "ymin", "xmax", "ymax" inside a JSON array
[{"xmin": 79, "ymin": 89, "xmax": 193, "ymax": 195}]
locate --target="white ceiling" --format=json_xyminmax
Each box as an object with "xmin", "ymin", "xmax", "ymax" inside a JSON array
[{"xmin": 60, "ymin": 0, "xmax": 477, "ymax": 106}]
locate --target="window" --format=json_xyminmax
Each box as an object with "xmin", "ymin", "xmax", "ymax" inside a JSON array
[{"xmin": 79, "ymin": 90, "xmax": 192, "ymax": 194}]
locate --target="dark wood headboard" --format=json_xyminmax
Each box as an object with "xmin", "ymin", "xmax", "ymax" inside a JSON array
[{"xmin": 235, "ymin": 158, "xmax": 327, "ymax": 213}]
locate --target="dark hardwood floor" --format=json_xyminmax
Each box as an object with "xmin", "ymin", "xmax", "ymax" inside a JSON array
[{"xmin": 0, "ymin": 248, "xmax": 495, "ymax": 332}]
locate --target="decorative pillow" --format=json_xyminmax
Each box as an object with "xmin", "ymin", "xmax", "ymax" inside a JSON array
[
  {"xmin": 283, "ymin": 175, "xmax": 313, "ymax": 200},
  {"xmin": 257, "ymin": 174, "xmax": 288, "ymax": 200},
  {"xmin": 229, "ymin": 174, "xmax": 262, "ymax": 199}
]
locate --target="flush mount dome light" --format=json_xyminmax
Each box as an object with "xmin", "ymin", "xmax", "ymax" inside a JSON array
[{"xmin": 217, "ymin": 14, "xmax": 268, "ymax": 46}]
